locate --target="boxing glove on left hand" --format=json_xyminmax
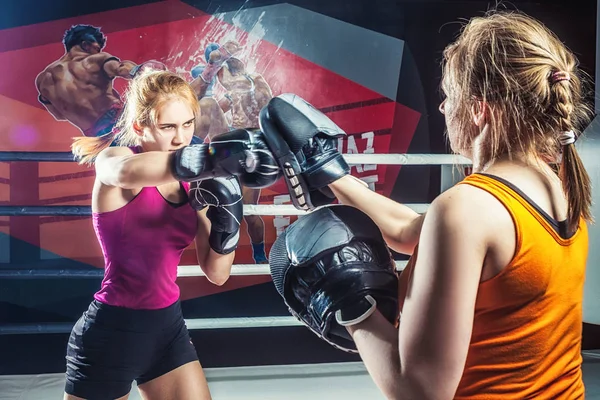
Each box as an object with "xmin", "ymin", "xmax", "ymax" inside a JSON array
[
  {"xmin": 171, "ymin": 129, "xmax": 281, "ymax": 188},
  {"xmin": 189, "ymin": 176, "xmax": 243, "ymax": 255}
]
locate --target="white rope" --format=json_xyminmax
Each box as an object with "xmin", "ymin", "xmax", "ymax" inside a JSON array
[
  {"xmin": 203, "ymin": 361, "xmax": 369, "ymax": 381},
  {"xmin": 177, "ymin": 261, "xmax": 408, "ymax": 277},
  {"xmin": 243, "ymin": 203, "xmax": 429, "ymax": 216},
  {"xmin": 184, "ymin": 316, "xmax": 302, "ymax": 330},
  {"xmin": 343, "ymin": 153, "xmax": 471, "ymax": 165},
  {"xmin": 0, "ymin": 261, "xmax": 408, "ymax": 278},
  {"xmin": 0, "ymin": 316, "xmax": 305, "ymax": 335},
  {"xmin": 582, "ymin": 350, "xmax": 600, "ymax": 359}
]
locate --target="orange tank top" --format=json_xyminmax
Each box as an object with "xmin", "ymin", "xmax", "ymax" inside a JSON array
[{"xmin": 399, "ymin": 173, "xmax": 588, "ymax": 399}]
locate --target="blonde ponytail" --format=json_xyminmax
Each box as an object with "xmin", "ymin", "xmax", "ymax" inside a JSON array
[
  {"xmin": 559, "ymin": 137, "xmax": 593, "ymax": 231},
  {"xmin": 71, "ymin": 69, "xmax": 200, "ymax": 165},
  {"xmin": 71, "ymin": 131, "xmax": 116, "ymax": 165},
  {"xmin": 549, "ymin": 72, "xmax": 593, "ymax": 233}
]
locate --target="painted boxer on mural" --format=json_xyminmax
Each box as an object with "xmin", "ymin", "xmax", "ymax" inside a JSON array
[
  {"xmin": 35, "ymin": 24, "xmax": 166, "ymax": 138},
  {"xmin": 190, "ymin": 41, "xmax": 241, "ymax": 141},
  {"xmin": 190, "ymin": 42, "xmax": 275, "ymax": 264},
  {"xmin": 218, "ymin": 55, "xmax": 275, "ymax": 264},
  {"xmin": 217, "ymin": 56, "xmax": 274, "ymax": 129}
]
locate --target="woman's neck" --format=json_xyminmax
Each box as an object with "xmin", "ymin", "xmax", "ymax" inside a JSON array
[{"xmin": 479, "ymin": 151, "xmax": 556, "ymax": 177}]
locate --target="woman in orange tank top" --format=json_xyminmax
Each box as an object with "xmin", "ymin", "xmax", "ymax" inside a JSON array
[{"xmin": 326, "ymin": 9, "xmax": 593, "ymax": 400}]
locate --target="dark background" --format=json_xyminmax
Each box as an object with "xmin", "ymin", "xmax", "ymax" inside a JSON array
[{"xmin": 0, "ymin": 0, "xmax": 597, "ymax": 374}]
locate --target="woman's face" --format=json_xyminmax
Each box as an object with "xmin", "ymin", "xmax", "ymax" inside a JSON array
[
  {"xmin": 439, "ymin": 70, "xmax": 474, "ymax": 158},
  {"xmin": 439, "ymin": 75, "xmax": 462, "ymax": 154},
  {"xmin": 140, "ymin": 98, "xmax": 196, "ymax": 152}
]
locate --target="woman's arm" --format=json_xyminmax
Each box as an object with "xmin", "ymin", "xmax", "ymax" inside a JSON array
[
  {"xmin": 329, "ymin": 175, "xmax": 425, "ymax": 255},
  {"xmin": 193, "ymin": 208, "xmax": 235, "ymax": 286},
  {"xmin": 346, "ymin": 184, "xmax": 489, "ymax": 399},
  {"xmin": 95, "ymin": 146, "xmax": 177, "ymax": 189}
]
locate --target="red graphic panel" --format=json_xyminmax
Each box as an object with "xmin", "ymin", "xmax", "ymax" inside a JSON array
[{"xmin": 0, "ymin": 1, "xmax": 421, "ymax": 300}]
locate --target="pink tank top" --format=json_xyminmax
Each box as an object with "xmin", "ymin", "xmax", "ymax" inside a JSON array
[{"xmin": 92, "ymin": 152, "xmax": 198, "ymax": 309}]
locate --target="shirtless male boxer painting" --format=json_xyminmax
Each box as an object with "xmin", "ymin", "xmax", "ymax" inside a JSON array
[
  {"xmin": 217, "ymin": 57, "xmax": 273, "ymax": 129},
  {"xmin": 189, "ymin": 41, "xmax": 274, "ymax": 263},
  {"xmin": 190, "ymin": 41, "xmax": 241, "ymax": 141},
  {"xmin": 35, "ymin": 24, "xmax": 165, "ymax": 138},
  {"xmin": 217, "ymin": 55, "xmax": 275, "ymax": 264}
]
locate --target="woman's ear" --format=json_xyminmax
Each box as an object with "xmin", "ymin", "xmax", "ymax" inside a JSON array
[
  {"xmin": 470, "ymin": 101, "xmax": 488, "ymax": 128},
  {"xmin": 132, "ymin": 121, "xmax": 144, "ymax": 137}
]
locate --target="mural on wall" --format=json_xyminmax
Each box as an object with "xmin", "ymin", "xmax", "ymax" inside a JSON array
[{"xmin": 0, "ymin": 0, "xmax": 423, "ymax": 310}]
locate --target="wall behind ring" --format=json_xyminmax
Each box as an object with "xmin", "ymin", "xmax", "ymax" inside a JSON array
[
  {"xmin": 578, "ymin": 0, "xmax": 600, "ymax": 336},
  {"xmin": 0, "ymin": 0, "xmax": 597, "ymax": 374}
]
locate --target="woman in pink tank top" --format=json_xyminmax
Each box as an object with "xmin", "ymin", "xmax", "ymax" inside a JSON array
[{"xmin": 62, "ymin": 70, "xmax": 241, "ymax": 400}]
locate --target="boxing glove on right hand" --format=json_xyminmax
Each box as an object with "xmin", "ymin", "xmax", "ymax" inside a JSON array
[
  {"xmin": 189, "ymin": 176, "xmax": 243, "ymax": 255},
  {"xmin": 259, "ymin": 93, "xmax": 350, "ymax": 211}
]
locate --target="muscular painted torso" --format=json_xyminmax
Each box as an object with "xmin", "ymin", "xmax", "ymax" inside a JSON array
[
  {"xmin": 197, "ymin": 97, "xmax": 230, "ymax": 140},
  {"xmin": 36, "ymin": 51, "xmax": 122, "ymax": 131},
  {"xmin": 219, "ymin": 69, "xmax": 273, "ymax": 129},
  {"xmin": 218, "ymin": 67, "xmax": 274, "ymax": 263}
]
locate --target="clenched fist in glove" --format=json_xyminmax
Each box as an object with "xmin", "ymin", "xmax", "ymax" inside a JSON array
[
  {"xmin": 171, "ymin": 128, "xmax": 281, "ymax": 189},
  {"xmin": 189, "ymin": 176, "xmax": 243, "ymax": 255}
]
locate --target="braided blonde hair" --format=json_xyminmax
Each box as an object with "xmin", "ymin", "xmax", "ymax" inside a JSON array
[{"xmin": 441, "ymin": 10, "xmax": 594, "ymax": 232}]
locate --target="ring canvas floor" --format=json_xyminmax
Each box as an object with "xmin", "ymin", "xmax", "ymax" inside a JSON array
[{"xmin": 1, "ymin": 355, "xmax": 599, "ymax": 400}]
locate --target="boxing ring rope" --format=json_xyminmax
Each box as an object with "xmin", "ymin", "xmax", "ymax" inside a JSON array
[
  {"xmin": 1, "ymin": 151, "xmax": 469, "ymax": 336},
  {"xmin": 0, "ymin": 317, "xmax": 305, "ymax": 335},
  {"xmin": 0, "ymin": 204, "xmax": 429, "ymax": 217},
  {"xmin": 0, "ymin": 261, "xmax": 408, "ymax": 279},
  {"xmin": 0, "ymin": 151, "xmax": 471, "ymax": 164}
]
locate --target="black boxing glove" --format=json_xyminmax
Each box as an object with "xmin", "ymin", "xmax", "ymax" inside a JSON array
[
  {"xmin": 171, "ymin": 128, "xmax": 281, "ymax": 188},
  {"xmin": 189, "ymin": 176, "xmax": 243, "ymax": 255},
  {"xmin": 259, "ymin": 93, "xmax": 350, "ymax": 211},
  {"xmin": 269, "ymin": 205, "xmax": 399, "ymax": 353},
  {"xmin": 239, "ymin": 130, "xmax": 282, "ymax": 188}
]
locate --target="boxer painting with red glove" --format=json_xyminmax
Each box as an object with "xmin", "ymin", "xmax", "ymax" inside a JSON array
[
  {"xmin": 190, "ymin": 41, "xmax": 241, "ymax": 140},
  {"xmin": 216, "ymin": 55, "xmax": 276, "ymax": 264},
  {"xmin": 35, "ymin": 24, "xmax": 167, "ymax": 138}
]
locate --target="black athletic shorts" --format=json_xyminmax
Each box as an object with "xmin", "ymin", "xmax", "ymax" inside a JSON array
[{"xmin": 65, "ymin": 299, "xmax": 198, "ymax": 399}]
